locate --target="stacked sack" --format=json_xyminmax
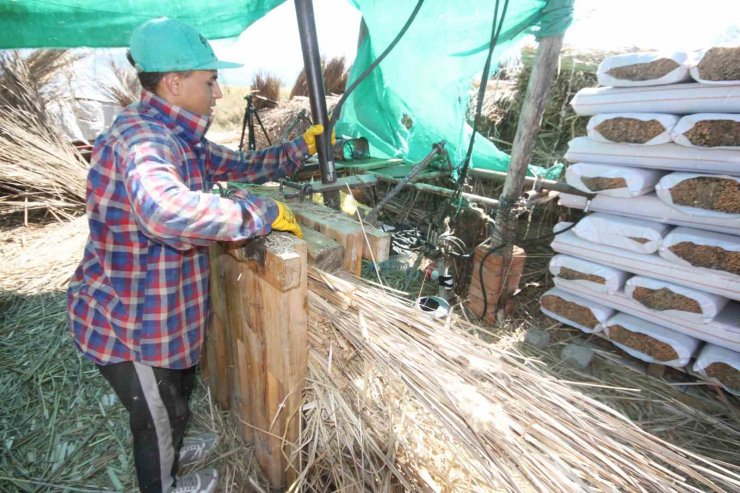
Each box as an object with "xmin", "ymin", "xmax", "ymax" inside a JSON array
[{"xmin": 541, "ymin": 47, "xmax": 740, "ymax": 396}]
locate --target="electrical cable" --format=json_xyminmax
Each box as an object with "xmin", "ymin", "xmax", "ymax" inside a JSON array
[
  {"xmin": 453, "ymin": 0, "xmax": 511, "ymax": 202},
  {"xmin": 325, "ymin": 0, "xmax": 425, "ymax": 138}
]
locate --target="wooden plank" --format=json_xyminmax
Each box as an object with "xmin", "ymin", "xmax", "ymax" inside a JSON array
[
  {"xmin": 211, "ymin": 233, "xmax": 308, "ymax": 490},
  {"xmin": 204, "ymin": 243, "xmax": 234, "ymax": 410},
  {"xmin": 293, "ymin": 207, "xmax": 363, "ymax": 276},
  {"xmin": 302, "ymin": 227, "xmax": 344, "ymax": 272}
]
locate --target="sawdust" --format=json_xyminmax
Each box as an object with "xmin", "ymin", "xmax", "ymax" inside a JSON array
[
  {"xmin": 606, "ymin": 58, "xmax": 680, "ymax": 81},
  {"xmin": 558, "ymin": 267, "xmax": 606, "ymax": 284},
  {"xmin": 669, "ymin": 242, "xmax": 740, "ymax": 276},
  {"xmin": 683, "ymin": 119, "xmax": 740, "ymax": 147},
  {"xmin": 608, "ymin": 324, "xmax": 679, "ymax": 362},
  {"xmin": 705, "ymin": 362, "xmax": 740, "ymax": 390},
  {"xmin": 669, "ymin": 177, "xmax": 740, "ymax": 214},
  {"xmin": 594, "ymin": 117, "xmax": 665, "ymax": 143},
  {"xmin": 632, "ymin": 286, "xmax": 702, "ymax": 314},
  {"xmin": 695, "ymin": 47, "xmax": 740, "ymax": 82},
  {"xmin": 581, "ymin": 176, "xmax": 628, "ymax": 191},
  {"xmin": 541, "ymin": 295, "xmax": 599, "ymax": 329}
]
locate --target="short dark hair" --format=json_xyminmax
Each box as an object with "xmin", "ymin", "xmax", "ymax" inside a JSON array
[{"xmin": 125, "ymin": 50, "xmax": 192, "ymax": 93}]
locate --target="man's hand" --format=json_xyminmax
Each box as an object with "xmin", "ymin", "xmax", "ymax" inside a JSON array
[
  {"xmin": 303, "ymin": 124, "xmax": 337, "ymax": 155},
  {"xmin": 271, "ymin": 200, "xmax": 303, "ymax": 239}
]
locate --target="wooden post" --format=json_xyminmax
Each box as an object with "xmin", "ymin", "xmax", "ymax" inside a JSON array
[
  {"xmin": 206, "ymin": 234, "xmax": 308, "ymax": 490},
  {"xmin": 491, "ymin": 34, "xmax": 564, "ymax": 315}
]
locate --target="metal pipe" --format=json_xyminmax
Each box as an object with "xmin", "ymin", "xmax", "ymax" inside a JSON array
[
  {"xmin": 370, "ymin": 172, "xmax": 500, "ymax": 208},
  {"xmin": 294, "ymin": 0, "xmax": 339, "ymax": 209},
  {"xmin": 469, "ymin": 168, "xmax": 589, "ymax": 196}
]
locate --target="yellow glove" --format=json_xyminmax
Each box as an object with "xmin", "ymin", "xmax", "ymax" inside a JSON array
[
  {"xmin": 271, "ymin": 200, "xmax": 303, "ymax": 239},
  {"xmin": 303, "ymin": 124, "xmax": 337, "ymax": 155}
]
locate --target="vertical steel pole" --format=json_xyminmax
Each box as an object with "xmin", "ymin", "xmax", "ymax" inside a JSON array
[{"xmin": 294, "ymin": 0, "xmax": 339, "ymax": 209}]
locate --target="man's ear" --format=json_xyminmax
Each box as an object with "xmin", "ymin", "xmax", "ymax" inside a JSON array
[{"xmin": 161, "ymin": 72, "xmax": 183, "ymax": 97}]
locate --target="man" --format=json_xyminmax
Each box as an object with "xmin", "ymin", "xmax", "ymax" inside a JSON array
[{"xmin": 67, "ymin": 17, "xmax": 325, "ymax": 493}]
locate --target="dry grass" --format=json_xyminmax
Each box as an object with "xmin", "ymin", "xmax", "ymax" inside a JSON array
[
  {"xmin": 0, "ymin": 108, "xmax": 88, "ymax": 224},
  {"xmin": 99, "ymin": 60, "xmax": 140, "ymax": 108},
  {"xmin": 289, "ymin": 56, "xmax": 349, "ymax": 99},
  {"xmin": 250, "ymin": 72, "xmax": 281, "ymax": 110}
]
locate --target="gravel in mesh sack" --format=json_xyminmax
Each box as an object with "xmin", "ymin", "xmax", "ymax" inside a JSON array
[
  {"xmin": 670, "ymin": 177, "xmax": 740, "ymax": 214},
  {"xmin": 683, "ymin": 119, "xmax": 740, "ymax": 147},
  {"xmin": 632, "ymin": 286, "xmax": 702, "ymax": 314},
  {"xmin": 608, "ymin": 324, "xmax": 679, "ymax": 362},
  {"xmin": 696, "ymin": 47, "xmax": 740, "ymax": 82},
  {"xmin": 541, "ymin": 295, "xmax": 599, "ymax": 329},
  {"xmin": 581, "ymin": 176, "xmax": 628, "ymax": 191},
  {"xmin": 558, "ymin": 267, "xmax": 606, "ymax": 284},
  {"xmin": 669, "ymin": 242, "xmax": 740, "ymax": 276},
  {"xmin": 594, "ymin": 117, "xmax": 665, "ymax": 144},
  {"xmin": 705, "ymin": 362, "xmax": 740, "ymax": 390},
  {"xmin": 606, "ymin": 58, "xmax": 680, "ymax": 81}
]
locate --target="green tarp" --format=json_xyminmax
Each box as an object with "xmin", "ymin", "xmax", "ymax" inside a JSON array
[
  {"xmin": 0, "ymin": 0, "xmax": 567, "ymax": 178},
  {"xmin": 0, "ymin": 1, "xmax": 284, "ymax": 48}
]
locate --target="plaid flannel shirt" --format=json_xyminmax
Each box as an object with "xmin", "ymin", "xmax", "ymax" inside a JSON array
[{"xmin": 68, "ymin": 90, "xmax": 307, "ymax": 369}]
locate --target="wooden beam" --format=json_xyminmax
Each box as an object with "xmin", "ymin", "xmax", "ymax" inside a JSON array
[
  {"xmin": 490, "ymin": 34, "xmax": 564, "ymax": 316},
  {"xmin": 302, "ymin": 227, "xmax": 344, "ymax": 272},
  {"xmin": 206, "ymin": 234, "xmax": 308, "ymax": 490},
  {"xmin": 294, "ymin": 207, "xmax": 364, "ymax": 275}
]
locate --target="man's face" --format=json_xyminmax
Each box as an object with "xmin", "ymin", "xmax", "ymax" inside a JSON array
[{"xmin": 171, "ymin": 70, "xmax": 222, "ymax": 117}]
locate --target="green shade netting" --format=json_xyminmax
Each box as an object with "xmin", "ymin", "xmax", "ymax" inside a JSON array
[
  {"xmin": 0, "ymin": 0, "xmax": 284, "ymax": 47},
  {"xmin": 339, "ymin": 0, "xmax": 564, "ymax": 179},
  {"xmin": 0, "ymin": 0, "xmax": 572, "ymax": 178}
]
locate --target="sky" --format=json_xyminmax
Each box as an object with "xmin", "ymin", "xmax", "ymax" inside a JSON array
[{"xmin": 210, "ymin": 0, "xmax": 740, "ymax": 88}]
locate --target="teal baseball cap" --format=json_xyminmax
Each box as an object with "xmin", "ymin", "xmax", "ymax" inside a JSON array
[{"xmin": 129, "ymin": 17, "xmax": 242, "ymax": 73}]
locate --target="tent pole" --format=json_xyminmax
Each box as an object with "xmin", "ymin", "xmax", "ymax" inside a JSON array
[
  {"xmin": 294, "ymin": 0, "xmax": 339, "ymax": 209},
  {"xmin": 490, "ymin": 34, "xmax": 564, "ymax": 316}
]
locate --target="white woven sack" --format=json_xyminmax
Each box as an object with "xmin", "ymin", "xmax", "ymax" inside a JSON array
[
  {"xmin": 597, "ymin": 51, "xmax": 690, "ymax": 87},
  {"xmin": 549, "ymin": 254, "xmax": 629, "ymax": 294},
  {"xmin": 573, "ymin": 213, "xmax": 671, "ymax": 254},
  {"xmin": 588, "ymin": 113, "xmax": 678, "ymax": 145},
  {"xmin": 659, "ymin": 227, "xmax": 740, "ymax": 279},
  {"xmin": 656, "ymin": 173, "xmax": 740, "ymax": 220},
  {"xmin": 672, "ymin": 114, "xmax": 740, "ymax": 150},
  {"xmin": 689, "ymin": 47, "xmax": 740, "ymax": 85},
  {"xmin": 570, "ymin": 83, "xmax": 740, "ymax": 116},
  {"xmin": 539, "ymin": 288, "xmax": 613, "ymax": 334},
  {"xmin": 693, "ymin": 344, "xmax": 740, "ymax": 396},
  {"xmin": 625, "ymin": 275, "xmax": 729, "ymax": 323},
  {"xmin": 604, "ymin": 313, "xmax": 700, "ymax": 367},
  {"xmin": 565, "ymin": 162, "xmax": 665, "ymax": 198}
]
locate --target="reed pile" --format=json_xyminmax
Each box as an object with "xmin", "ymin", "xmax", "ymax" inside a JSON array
[
  {"xmin": 298, "ymin": 269, "xmax": 740, "ymax": 492},
  {"xmin": 0, "ymin": 50, "xmax": 88, "ymax": 224}
]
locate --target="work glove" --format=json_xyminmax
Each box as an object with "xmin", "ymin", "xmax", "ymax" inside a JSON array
[
  {"xmin": 303, "ymin": 124, "xmax": 336, "ymax": 155},
  {"xmin": 271, "ymin": 200, "xmax": 303, "ymax": 239}
]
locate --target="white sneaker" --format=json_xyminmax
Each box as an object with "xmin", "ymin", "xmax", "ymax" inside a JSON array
[
  {"xmin": 179, "ymin": 433, "xmax": 218, "ymax": 467},
  {"xmin": 169, "ymin": 469, "xmax": 218, "ymax": 493}
]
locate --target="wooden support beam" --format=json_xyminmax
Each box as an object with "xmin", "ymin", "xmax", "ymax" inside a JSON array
[
  {"xmin": 490, "ymin": 34, "xmax": 564, "ymax": 317},
  {"xmin": 302, "ymin": 227, "xmax": 344, "ymax": 272},
  {"xmin": 205, "ymin": 234, "xmax": 308, "ymax": 490}
]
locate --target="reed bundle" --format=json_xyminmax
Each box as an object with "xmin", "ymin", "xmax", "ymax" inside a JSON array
[
  {"xmin": 297, "ymin": 269, "xmax": 740, "ymax": 492},
  {"xmin": 0, "ymin": 107, "xmax": 88, "ymax": 222}
]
